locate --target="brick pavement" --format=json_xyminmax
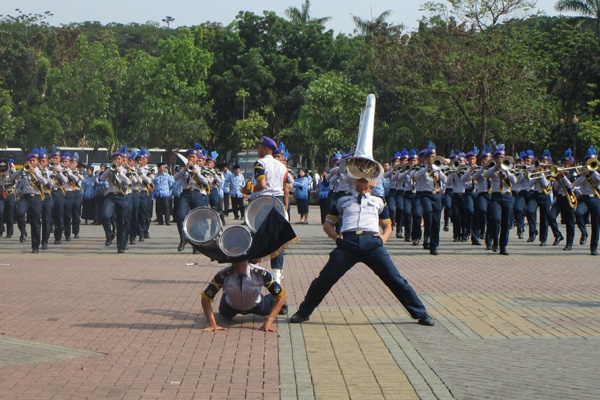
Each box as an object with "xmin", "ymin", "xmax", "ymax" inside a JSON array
[{"xmin": 1, "ymin": 206, "xmax": 599, "ymax": 399}]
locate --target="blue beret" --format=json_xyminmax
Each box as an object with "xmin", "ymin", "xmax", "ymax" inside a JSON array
[{"xmin": 258, "ymin": 136, "xmax": 277, "ymax": 151}]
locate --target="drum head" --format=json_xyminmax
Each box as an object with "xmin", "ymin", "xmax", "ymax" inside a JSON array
[
  {"xmin": 218, "ymin": 226, "xmax": 252, "ymax": 257},
  {"xmin": 182, "ymin": 207, "xmax": 222, "ymax": 245},
  {"xmin": 245, "ymin": 196, "xmax": 287, "ymax": 232}
]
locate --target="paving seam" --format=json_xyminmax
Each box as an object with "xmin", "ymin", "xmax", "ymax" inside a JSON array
[
  {"xmin": 278, "ymin": 309, "xmax": 315, "ymax": 400},
  {"xmin": 420, "ymin": 294, "xmax": 480, "ymax": 340},
  {"xmin": 370, "ymin": 316, "xmax": 455, "ymax": 400}
]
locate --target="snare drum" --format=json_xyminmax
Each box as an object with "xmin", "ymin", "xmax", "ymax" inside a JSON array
[
  {"xmin": 182, "ymin": 207, "xmax": 223, "ymax": 245},
  {"xmin": 244, "ymin": 196, "xmax": 288, "ymax": 232},
  {"xmin": 218, "ymin": 226, "xmax": 253, "ymax": 257}
]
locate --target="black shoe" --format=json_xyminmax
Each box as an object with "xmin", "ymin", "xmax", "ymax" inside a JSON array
[
  {"xmin": 517, "ymin": 233, "xmax": 524, "ymax": 239},
  {"xmin": 412, "ymin": 239, "xmax": 420, "ymax": 246},
  {"xmin": 418, "ymin": 313, "xmax": 435, "ymax": 326},
  {"xmin": 499, "ymin": 250, "xmax": 510, "ymax": 256},
  {"xmin": 54, "ymin": 240, "xmax": 61, "ymax": 245},
  {"xmin": 157, "ymin": 222, "xmax": 164, "ymax": 225},
  {"xmin": 592, "ymin": 250, "xmax": 598, "ymax": 256},
  {"xmin": 563, "ymin": 245, "xmax": 572, "ymax": 251},
  {"xmin": 553, "ymin": 236, "xmax": 564, "ymax": 246},
  {"xmin": 139, "ymin": 237, "xmax": 145, "ymax": 242},
  {"xmin": 178, "ymin": 241, "xmax": 186, "ymax": 252},
  {"xmin": 74, "ymin": 234, "xmax": 80, "ymax": 239},
  {"xmin": 461, "ymin": 236, "xmax": 468, "ymax": 242},
  {"xmin": 539, "ymin": 241, "xmax": 547, "ymax": 247},
  {"xmin": 396, "ymin": 232, "xmax": 403, "ymax": 239},
  {"xmin": 144, "ymin": 233, "xmax": 150, "ymax": 239},
  {"xmin": 32, "ymin": 248, "xmax": 39, "ymax": 253},
  {"xmin": 580, "ymin": 234, "xmax": 588, "ymax": 245},
  {"xmin": 290, "ymin": 312, "xmax": 309, "ymax": 323},
  {"xmin": 472, "ymin": 240, "xmax": 481, "ymax": 246},
  {"xmin": 279, "ymin": 303, "xmax": 289, "ymax": 315},
  {"xmin": 193, "ymin": 247, "xmax": 200, "ymax": 254},
  {"xmin": 486, "ymin": 245, "xmax": 492, "ymax": 250},
  {"xmin": 117, "ymin": 248, "xmax": 125, "ymax": 254},
  {"xmin": 492, "ymin": 245, "xmax": 498, "ymax": 253},
  {"xmin": 479, "ymin": 233, "xmax": 485, "ymax": 240},
  {"xmin": 453, "ymin": 237, "xmax": 460, "ymax": 242},
  {"xmin": 65, "ymin": 237, "xmax": 71, "ymax": 242},
  {"xmin": 430, "ymin": 249, "xmax": 439, "ymax": 255},
  {"xmin": 443, "ymin": 225, "xmax": 449, "ymax": 232},
  {"xmin": 6, "ymin": 235, "xmax": 11, "ymax": 239},
  {"xmin": 129, "ymin": 239, "xmax": 136, "ymax": 245},
  {"xmin": 41, "ymin": 243, "xmax": 48, "ymax": 250},
  {"xmin": 19, "ymin": 235, "xmax": 26, "ymax": 243},
  {"xmin": 165, "ymin": 222, "xmax": 171, "ymax": 226},
  {"xmin": 105, "ymin": 236, "xmax": 113, "ymax": 247},
  {"xmin": 423, "ymin": 242, "xmax": 430, "ymax": 250},
  {"xmin": 527, "ymin": 233, "xmax": 538, "ymax": 242}
]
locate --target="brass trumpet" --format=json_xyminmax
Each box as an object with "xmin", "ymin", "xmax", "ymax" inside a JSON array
[
  {"xmin": 110, "ymin": 162, "xmax": 118, "ymax": 172},
  {"xmin": 431, "ymin": 156, "xmax": 447, "ymax": 171}
]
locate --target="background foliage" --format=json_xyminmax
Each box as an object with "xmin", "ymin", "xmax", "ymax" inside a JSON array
[{"xmin": 1, "ymin": 1, "xmax": 600, "ymax": 167}]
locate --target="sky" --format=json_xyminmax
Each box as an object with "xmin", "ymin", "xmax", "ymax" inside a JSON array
[{"xmin": 1, "ymin": 0, "xmax": 570, "ymax": 34}]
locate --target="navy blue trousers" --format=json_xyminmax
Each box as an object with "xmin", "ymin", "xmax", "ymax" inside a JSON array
[{"xmin": 297, "ymin": 235, "xmax": 427, "ymax": 319}]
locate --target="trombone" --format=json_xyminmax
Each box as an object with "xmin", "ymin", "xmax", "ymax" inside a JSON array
[{"xmin": 431, "ymin": 156, "xmax": 447, "ymax": 171}]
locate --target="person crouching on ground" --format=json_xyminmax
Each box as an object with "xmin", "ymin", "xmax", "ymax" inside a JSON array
[{"xmin": 201, "ymin": 259, "xmax": 287, "ymax": 332}]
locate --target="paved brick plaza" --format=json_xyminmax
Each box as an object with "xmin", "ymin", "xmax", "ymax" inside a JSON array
[{"xmin": 1, "ymin": 208, "xmax": 599, "ymax": 399}]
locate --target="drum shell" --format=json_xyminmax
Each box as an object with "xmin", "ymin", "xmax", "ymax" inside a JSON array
[
  {"xmin": 182, "ymin": 207, "xmax": 223, "ymax": 246},
  {"xmin": 244, "ymin": 196, "xmax": 288, "ymax": 233}
]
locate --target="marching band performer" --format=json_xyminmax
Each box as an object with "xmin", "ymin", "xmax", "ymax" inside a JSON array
[
  {"xmin": 574, "ymin": 146, "xmax": 600, "ymax": 256},
  {"xmin": 462, "ymin": 148, "xmax": 479, "ymax": 245},
  {"xmin": 70, "ymin": 153, "xmax": 84, "ymax": 239},
  {"xmin": 396, "ymin": 150, "xmax": 420, "ymax": 244},
  {"xmin": 414, "ymin": 142, "xmax": 447, "ymax": 255},
  {"xmin": 548, "ymin": 149, "xmax": 577, "ymax": 250},
  {"xmin": 138, "ymin": 148, "xmax": 154, "ymax": 240},
  {"xmin": 59, "ymin": 152, "xmax": 77, "ymax": 243},
  {"xmin": 529, "ymin": 150, "xmax": 559, "ymax": 246},
  {"xmin": 126, "ymin": 149, "xmax": 142, "ymax": 245},
  {"xmin": 0, "ymin": 157, "xmax": 16, "ymax": 239},
  {"xmin": 482, "ymin": 144, "xmax": 516, "ymax": 255},
  {"xmin": 11, "ymin": 148, "xmax": 48, "ymax": 253},
  {"xmin": 99, "ymin": 148, "xmax": 132, "ymax": 253},
  {"xmin": 472, "ymin": 147, "xmax": 493, "ymax": 248},
  {"xmin": 48, "ymin": 146, "xmax": 68, "ymax": 245},
  {"xmin": 384, "ymin": 152, "xmax": 402, "ymax": 237},
  {"xmin": 38, "ymin": 148, "xmax": 54, "ymax": 250},
  {"xmin": 174, "ymin": 145, "xmax": 211, "ymax": 252}
]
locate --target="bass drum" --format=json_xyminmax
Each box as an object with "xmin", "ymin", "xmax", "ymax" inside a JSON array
[
  {"xmin": 244, "ymin": 196, "xmax": 288, "ymax": 233},
  {"xmin": 218, "ymin": 226, "xmax": 253, "ymax": 257},
  {"xmin": 182, "ymin": 207, "xmax": 223, "ymax": 245}
]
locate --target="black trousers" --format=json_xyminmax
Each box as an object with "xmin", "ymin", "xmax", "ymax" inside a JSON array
[{"xmin": 16, "ymin": 194, "xmax": 42, "ymax": 250}]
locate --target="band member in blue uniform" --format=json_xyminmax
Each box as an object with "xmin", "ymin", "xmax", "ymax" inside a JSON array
[
  {"xmin": 290, "ymin": 176, "xmax": 434, "ymax": 326},
  {"xmin": 574, "ymin": 146, "xmax": 600, "ymax": 256},
  {"xmin": 482, "ymin": 144, "xmax": 517, "ymax": 255},
  {"xmin": 549, "ymin": 149, "xmax": 577, "ymax": 250}
]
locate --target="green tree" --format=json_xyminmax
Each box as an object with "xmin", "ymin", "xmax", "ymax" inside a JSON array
[
  {"xmin": 555, "ymin": 0, "xmax": 600, "ymax": 39},
  {"xmin": 285, "ymin": 0, "xmax": 331, "ymax": 25}
]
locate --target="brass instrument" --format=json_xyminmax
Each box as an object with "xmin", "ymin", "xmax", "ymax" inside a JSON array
[
  {"xmin": 450, "ymin": 158, "xmax": 464, "ymax": 171},
  {"xmin": 338, "ymin": 94, "xmax": 384, "ymax": 181},
  {"xmin": 431, "ymin": 156, "xmax": 447, "ymax": 171},
  {"xmin": 484, "ymin": 159, "xmax": 496, "ymax": 170},
  {"xmin": 110, "ymin": 162, "xmax": 118, "ymax": 172},
  {"xmin": 500, "ymin": 156, "xmax": 515, "ymax": 172}
]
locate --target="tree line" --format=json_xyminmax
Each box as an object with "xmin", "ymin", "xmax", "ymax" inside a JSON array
[{"xmin": 1, "ymin": 0, "xmax": 600, "ymax": 169}]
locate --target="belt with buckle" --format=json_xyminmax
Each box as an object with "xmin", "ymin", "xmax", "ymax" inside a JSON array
[{"xmin": 343, "ymin": 230, "xmax": 377, "ymax": 236}]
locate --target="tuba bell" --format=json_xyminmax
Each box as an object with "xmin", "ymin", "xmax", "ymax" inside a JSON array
[{"xmin": 338, "ymin": 94, "xmax": 384, "ymax": 181}]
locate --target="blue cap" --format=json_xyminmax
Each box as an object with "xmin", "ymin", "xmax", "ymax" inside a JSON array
[
  {"xmin": 26, "ymin": 148, "xmax": 40, "ymax": 161},
  {"xmin": 584, "ymin": 146, "xmax": 597, "ymax": 161},
  {"xmin": 479, "ymin": 146, "xmax": 492, "ymax": 160},
  {"xmin": 561, "ymin": 148, "xmax": 574, "ymax": 163},
  {"xmin": 258, "ymin": 136, "xmax": 277, "ymax": 151},
  {"xmin": 492, "ymin": 144, "xmax": 506, "ymax": 158},
  {"xmin": 522, "ymin": 150, "xmax": 534, "ymax": 160},
  {"xmin": 407, "ymin": 150, "xmax": 418, "ymax": 160},
  {"xmin": 538, "ymin": 150, "xmax": 552, "ymax": 164},
  {"xmin": 423, "ymin": 141, "xmax": 436, "ymax": 157},
  {"xmin": 61, "ymin": 152, "xmax": 72, "ymax": 161},
  {"xmin": 49, "ymin": 145, "xmax": 61, "ymax": 158}
]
